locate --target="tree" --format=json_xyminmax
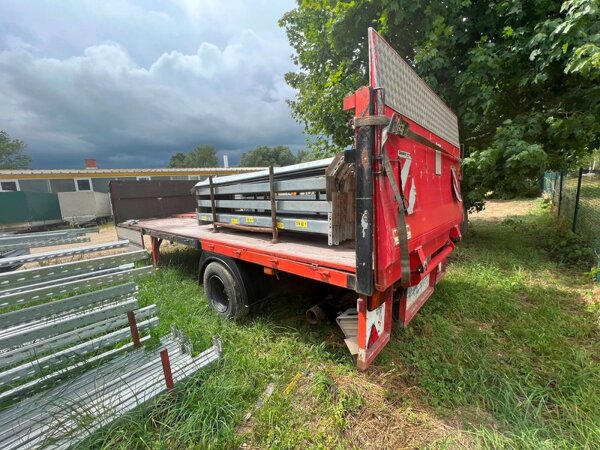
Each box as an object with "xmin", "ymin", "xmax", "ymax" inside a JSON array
[
  {"xmin": 169, "ymin": 145, "xmax": 218, "ymax": 168},
  {"xmin": 280, "ymin": 0, "xmax": 600, "ymax": 204},
  {"xmin": 168, "ymin": 152, "xmax": 187, "ymax": 168},
  {"xmin": 295, "ymin": 149, "xmax": 316, "ymax": 163},
  {"xmin": 0, "ymin": 131, "xmax": 31, "ymax": 169},
  {"xmin": 239, "ymin": 146, "xmax": 298, "ymax": 167}
]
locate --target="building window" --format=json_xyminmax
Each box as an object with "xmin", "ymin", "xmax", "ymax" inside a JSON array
[
  {"xmin": 0, "ymin": 180, "xmax": 19, "ymax": 192},
  {"xmin": 75, "ymin": 178, "xmax": 92, "ymax": 191}
]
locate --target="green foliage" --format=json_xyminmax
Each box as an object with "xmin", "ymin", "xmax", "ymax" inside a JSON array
[
  {"xmin": 238, "ymin": 145, "xmax": 306, "ymax": 167},
  {"xmin": 0, "ymin": 130, "xmax": 31, "ymax": 169},
  {"xmin": 545, "ymin": 220, "xmax": 596, "ymax": 268},
  {"xmin": 463, "ymin": 121, "xmax": 548, "ymax": 199},
  {"xmin": 294, "ymin": 149, "xmax": 316, "ymax": 163},
  {"xmin": 280, "ymin": 0, "xmax": 600, "ymax": 206},
  {"xmin": 169, "ymin": 145, "xmax": 218, "ymax": 168}
]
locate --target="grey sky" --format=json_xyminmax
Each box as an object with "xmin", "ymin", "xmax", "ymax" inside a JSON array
[{"xmin": 0, "ymin": 0, "xmax": 303, "ymax": 168}]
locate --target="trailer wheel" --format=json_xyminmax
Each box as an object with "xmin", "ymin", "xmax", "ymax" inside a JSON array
[{"xmin": 203, "ymin": 261, "xmax": 247, "ymax": 319}]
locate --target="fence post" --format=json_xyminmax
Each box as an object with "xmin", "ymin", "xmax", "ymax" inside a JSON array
[
  {"xmin": 572, "ymin": 168, "xmax": 584, "ymax": 233},
  {"xmin": 557, "ymin": 172, "xmax": 564, "ymax": 216}
]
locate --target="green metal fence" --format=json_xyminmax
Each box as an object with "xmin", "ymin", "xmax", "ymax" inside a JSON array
[
  {"xmin": 543, "ymin": 169, "xmax": 600, "ymax": 281},
  {"xmin": 0, "ymin": 192, "xmax": 62, "ymax": 225}
]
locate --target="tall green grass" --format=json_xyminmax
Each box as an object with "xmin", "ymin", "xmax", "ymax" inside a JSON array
[{"xmin": 86, "ymin": 202, "xmax": 599, "ymax": 449}]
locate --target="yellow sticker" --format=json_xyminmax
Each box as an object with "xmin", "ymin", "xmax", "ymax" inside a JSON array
[
  {"xmin": 245, "ymin": 217, "xmax": 254, "ymax": 223},
  {"xmin": 277, "ymin": 222, "xmax": 284, "ymax": 229},
  {"xmin": 295, "ymin": 220, "xmax": 308, "ymax": 228},
  {"xmin": 201, "ymin": 215, "xmax": 208, "ymax": 221},
  {"xmin": 231, "ymin": 218, "xmax": 239, "ymax": 224}
]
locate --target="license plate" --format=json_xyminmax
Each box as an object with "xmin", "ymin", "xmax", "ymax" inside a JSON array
[{"xmin": 407, "ymin": 274, "xmax": 430, "ymax": 309}]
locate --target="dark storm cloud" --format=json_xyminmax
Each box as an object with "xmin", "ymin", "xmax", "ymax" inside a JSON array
[{"xmin": 0, "ymin": 0, "xmax": 303, "ymax": 168}]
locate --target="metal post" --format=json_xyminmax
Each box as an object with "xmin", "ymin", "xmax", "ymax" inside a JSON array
[
  {"xmin": 572, "ymin": 168, "xmax": 583, "ymax": 233},
  {"xmin": 557, "ymin": 172, "xmax": 564, "ymax": 216},
  {"xmin": 150, "ymin": 237, "xmax": 162, "ymax": 266},
  {"xmin": 160, "ymin": 348, "xmax": 175, "ymax": 390},
  {"xmin": 269, "ymin": 166, "xmax": 279, "ymax": 243},
  {"xmin": 127, "ymin": 311, "xmax": 141, "ymax": 349},
  {"xmin": 208, "ymin": 176, "xmax": 219, "ymax": 233},
  {"xmin": 355, "ymin": 88, "xmax": 375, "ymax": 296}
]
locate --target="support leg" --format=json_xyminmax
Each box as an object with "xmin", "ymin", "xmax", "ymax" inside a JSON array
[{"xmin": 150, "ymin": 236, "xmax": 163, "ymax": 266}]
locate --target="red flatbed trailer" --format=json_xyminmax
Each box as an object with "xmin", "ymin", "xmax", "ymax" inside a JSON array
[
  {"xmin": 116, "ymin": 29, "xmax": 464, "ymax": 369},
  {"xmin": 126, "ymin": 217, "xmax": 357, "ymax": 290}
]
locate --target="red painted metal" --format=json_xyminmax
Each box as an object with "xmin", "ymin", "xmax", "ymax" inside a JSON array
[
  {"xmin": 349, "ymin": 30, "xmax": 463, "ymax": 367},
  {"xmin": 357, "ymin": 290, "xmax": 393, "ymax": 370},
  {"xmin": 200, "ymin": 240, "xmax": 354, "ymax": 289}
]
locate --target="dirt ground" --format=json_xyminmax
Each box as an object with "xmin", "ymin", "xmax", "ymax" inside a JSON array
[
  {"xmin": 23, "ymin": 223, "xmax": 186, "ymax": 269},
  {"xmin": 468, "ymin": 198, "xmax": 539, "ymax": 222},
  {"xmin": 24, "ymin": 224, "xmax": 125, "ymax": 268}
]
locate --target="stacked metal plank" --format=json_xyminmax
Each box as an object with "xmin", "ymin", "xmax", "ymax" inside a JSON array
[
  {"xmin": 0, "ymin": 242, "xmax": 221, "ymax": 448},
  {"xmin": 194, "ymin": 154, "xmax": 355, "ymax": 245},
  {"xmin": 0, "ymin": 249, "xmax": 155, "ymax": 403},
  {"xmin": 0, "ymin": 227, "xmax": 98, "ymax": 273},
  {"xmin": 0, "ymin": 227, "xmax": 98, "ymax": 252},
  {"xmin": 0, "ymin": 333, "xmax": 221, "ymax": 450}
]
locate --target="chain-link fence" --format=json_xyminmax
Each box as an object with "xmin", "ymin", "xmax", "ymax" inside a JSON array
[{"xmin": 543, "ymin": 169, "xmax": 600, "ymax": 280}]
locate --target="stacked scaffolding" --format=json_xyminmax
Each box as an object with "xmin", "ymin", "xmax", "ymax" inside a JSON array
[{"xmin": 194, "ymin": 154, "xmax": 355, "ymax": 245}]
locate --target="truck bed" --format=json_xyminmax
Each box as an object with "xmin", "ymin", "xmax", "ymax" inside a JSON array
[{"xmin": 120, "ymin": 217, "xmax": 356, "ymax": 275}]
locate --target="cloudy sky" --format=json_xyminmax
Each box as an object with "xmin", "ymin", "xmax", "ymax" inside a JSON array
[{"xmin": 0, "ymin": 0, "xmax": 303, "ymax": 168}]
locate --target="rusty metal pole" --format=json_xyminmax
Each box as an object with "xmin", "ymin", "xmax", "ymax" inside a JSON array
[
  {"xmin": 208, "ymin": 176, "xmax": 219, "ymax": 233},
  {"xmin": 127, "ymin": 311, "xmax": 141, "ymax": 349},
  {"xmin": 269, "ymin": 166, "xmax": 278, "ymax": 243},
  {"xmin": 150, "ymin": 237, "xmax": 162, "ymax": 266},
  {"xmin": 160, "ymin": 348, "xmax": 175, "ymax": 390}
]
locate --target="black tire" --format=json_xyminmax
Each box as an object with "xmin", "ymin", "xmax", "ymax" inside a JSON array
[{"xmin": 203, "ymin": 261, "xmax": 248, "ymax": 319}]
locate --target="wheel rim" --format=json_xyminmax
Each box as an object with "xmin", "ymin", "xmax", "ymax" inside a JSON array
[{"xmin": 208, "ymin": 275, "xmax": 229, "ymax": 313}]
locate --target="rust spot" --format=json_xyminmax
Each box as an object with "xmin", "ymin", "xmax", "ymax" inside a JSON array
[{"xmin": 361, "ymin": 148, "xmax": 370, "ymax": 170}]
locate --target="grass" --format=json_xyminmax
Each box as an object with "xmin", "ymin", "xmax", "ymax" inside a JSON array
[{"xmin": 85, "ymin": 200, "xmax": 600, "ymax": 449}]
